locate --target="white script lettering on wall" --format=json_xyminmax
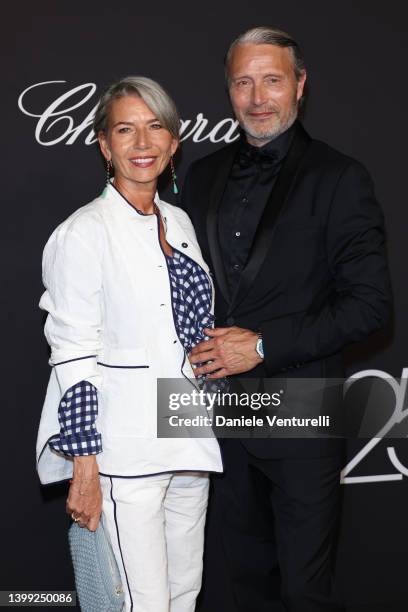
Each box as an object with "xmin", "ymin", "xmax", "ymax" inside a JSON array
[{"xmin": 17, "ymin": 81, "xmax": 240, "ymax": 146}]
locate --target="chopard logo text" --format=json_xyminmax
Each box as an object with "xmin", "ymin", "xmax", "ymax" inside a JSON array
[{"xmin": 17, "ymin": 80, "xmax": 240, "ymax": 146}]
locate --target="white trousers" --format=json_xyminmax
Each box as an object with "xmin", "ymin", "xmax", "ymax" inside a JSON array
[{"xmin": 100, "ymin": 472, "xmax": 210, "ymax": 612}]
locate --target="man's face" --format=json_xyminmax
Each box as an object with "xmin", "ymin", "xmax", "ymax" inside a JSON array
[{"xmin": 228, "ymin": 43, "xmax": 306, "ymax": 146}]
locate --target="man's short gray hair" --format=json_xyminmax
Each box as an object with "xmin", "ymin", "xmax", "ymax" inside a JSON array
[
  {"xmin": 225, "ymin": 26, "xmax": 306, "ymax": 83},
  {"xmin": 93, "ymin": 76, "xmax": 180, "ymax": 139}
]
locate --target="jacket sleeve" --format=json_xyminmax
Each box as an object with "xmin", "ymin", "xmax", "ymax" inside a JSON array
[
  {"xmin": 39, "ymin": 220, "xmax": 103, "ymax": 397},
  {"xmin": 259, "ymin": 161, "xmax": 392, "ymax": 374},
  {"xmin": 48, "ymin": 380, "xmax": 102, "ymax": 456}
]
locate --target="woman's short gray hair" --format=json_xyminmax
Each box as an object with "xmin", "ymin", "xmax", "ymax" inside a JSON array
[
  {"xmin": 225, "ymin": 26, "xmax": 306, "ymax": 83},
  {"xmin": 93, "ymin": 76, "xmax": 180, "ymax": 139}
]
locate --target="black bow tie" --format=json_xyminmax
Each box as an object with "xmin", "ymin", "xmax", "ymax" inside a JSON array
[{"xmin": 237, "ymin": 146, "xmax": 279, "ymax": 170}]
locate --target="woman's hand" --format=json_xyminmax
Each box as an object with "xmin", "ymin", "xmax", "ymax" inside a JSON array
[{"xmin": 66, "ymin": 456, "xmax": 102, "ymax": 532}]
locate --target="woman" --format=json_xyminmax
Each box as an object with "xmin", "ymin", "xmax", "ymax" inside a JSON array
[{"xmin": 36, "ymin": 76, "xmax": 223, "ymax": 612}]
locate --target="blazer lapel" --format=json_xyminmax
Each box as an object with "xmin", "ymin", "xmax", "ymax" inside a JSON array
[
  {"xmin": 161, "ymin": 202, "xmax": 210, "ymax": 273},
  {"xmin": 206, "ymin": 142, "xmax": 240, "ymax": 304},
  {"xmin": 228, "ymin": 122, "xmax": 311, "ymax": 314}
]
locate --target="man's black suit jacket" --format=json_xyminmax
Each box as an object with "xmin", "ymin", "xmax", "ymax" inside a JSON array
[{"xmin": 181, "ymin": 122, "xmax": 391, "ymax": 458}]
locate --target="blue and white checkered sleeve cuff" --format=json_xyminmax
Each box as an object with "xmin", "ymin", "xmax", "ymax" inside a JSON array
[{"xmin": 48, "ymin": 380, "xmax": 102, "ymax": 457}]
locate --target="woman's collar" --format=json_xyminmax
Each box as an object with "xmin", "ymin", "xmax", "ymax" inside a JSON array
[{"xmin": 103, "ymin": 179, "xmax": 163, "ymax": 216}]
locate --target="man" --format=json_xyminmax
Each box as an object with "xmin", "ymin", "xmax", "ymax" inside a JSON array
[{"xmin": 182, "ymin": 26, "xmax": 391, "ymax": 612}]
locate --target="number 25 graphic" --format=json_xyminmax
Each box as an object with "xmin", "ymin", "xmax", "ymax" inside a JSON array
[{"xmin": 342, "ymin": 368, "xmax": 408, "ymax": 484}]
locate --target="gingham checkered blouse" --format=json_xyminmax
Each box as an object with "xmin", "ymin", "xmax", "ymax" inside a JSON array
[{"xmin": 48, "ymin": 249, "xmax": 214, "ymax": 456}]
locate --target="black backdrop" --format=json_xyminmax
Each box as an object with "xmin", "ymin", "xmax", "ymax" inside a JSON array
[{"xmin": 2, "ymin": 2, "xmax": 408, "ymax": 610}]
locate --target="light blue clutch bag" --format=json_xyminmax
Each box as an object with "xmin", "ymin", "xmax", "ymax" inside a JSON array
[{"xmin": 68, "ymin": 519, "xmax": 125, "ymax": 611}]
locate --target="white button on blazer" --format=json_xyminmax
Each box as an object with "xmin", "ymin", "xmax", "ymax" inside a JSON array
[{"xmin": 36, "ymin": 183, "xmax": 223, "ymax": 484}]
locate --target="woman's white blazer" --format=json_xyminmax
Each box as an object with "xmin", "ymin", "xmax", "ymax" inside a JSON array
[{"xmin": 36, "ymin": 183, "xmax": 223, "ymax": 484}]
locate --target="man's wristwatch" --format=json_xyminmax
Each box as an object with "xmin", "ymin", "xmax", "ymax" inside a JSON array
[{"xmin": 255, "ymin": 332, "xmax": 264, "ymax": 359}]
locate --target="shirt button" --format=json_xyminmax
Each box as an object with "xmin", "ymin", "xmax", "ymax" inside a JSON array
[
  {"xmin": 226, "ymin": 317, "xmax": 235, "ymax": 326},
  {"xmin": 242, "ymin": 197, "xmax": 248, "ymax": 204},
  {"xmin": 233, "ymin": 264, "xmax": 240, "ymax": 270},
  {"xmin": 235, "ymin": 231, "xmax": 241, "ymax": 237},
  {"xmin": 181, "ymin": 242, "xmax": 188, "ymax": 248}
]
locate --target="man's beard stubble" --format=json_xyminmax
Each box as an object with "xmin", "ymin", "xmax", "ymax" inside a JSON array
[{"xmin": 241, "ymin": 99, "xmax": 299, "ymax": 145}]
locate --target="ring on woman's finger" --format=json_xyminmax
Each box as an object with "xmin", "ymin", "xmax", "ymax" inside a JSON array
[{"xmin": 71, "ymin": 512, "xmax": 80, "ymax": 523}]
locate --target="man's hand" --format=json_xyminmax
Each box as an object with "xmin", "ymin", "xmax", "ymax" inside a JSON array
[
  {"xmin": 189, "ymin": 326, "xmax": 263, "ymax": 378},
  {"xmin": 66, "ymin": 456, "xmax": 102, "ymax": 532}
]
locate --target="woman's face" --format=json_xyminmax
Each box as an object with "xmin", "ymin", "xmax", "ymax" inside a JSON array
[{"xmin": 98, "ymin": 95, "xmax": 178, "ymax": 191}]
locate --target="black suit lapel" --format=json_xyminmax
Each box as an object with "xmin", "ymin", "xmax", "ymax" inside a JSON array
[
  {"xmin": 228, "ymin": 123, "xmax": 311, "ymax": 314},
  {"xmin": 206, "ymin": 141, "xmax": 240, "ymax": 303}
]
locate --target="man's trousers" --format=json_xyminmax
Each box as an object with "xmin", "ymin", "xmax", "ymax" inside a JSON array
[{"xmin": 197, "ymin": 440, "xmax": 344, "ymax": 612}]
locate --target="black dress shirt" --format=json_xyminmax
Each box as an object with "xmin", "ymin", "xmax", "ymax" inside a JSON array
[{"xmin": 218, "ymin": 123, "xmax": 295, "ymax": 298}]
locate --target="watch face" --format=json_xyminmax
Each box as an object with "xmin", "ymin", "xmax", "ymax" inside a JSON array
[{"xmin": 256, "ymin": 339, "xmax": 264, "ymax": 358}]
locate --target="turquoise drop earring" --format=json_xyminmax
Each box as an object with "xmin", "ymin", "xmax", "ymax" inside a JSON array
[{"xmin": 170, "ymin": 156, "xmax": 179, "ymax": 195}]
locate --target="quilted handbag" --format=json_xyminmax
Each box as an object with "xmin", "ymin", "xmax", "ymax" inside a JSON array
[{"xmin": 68, "ymin": 519, "xmax": 125, "ymax": 611}]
